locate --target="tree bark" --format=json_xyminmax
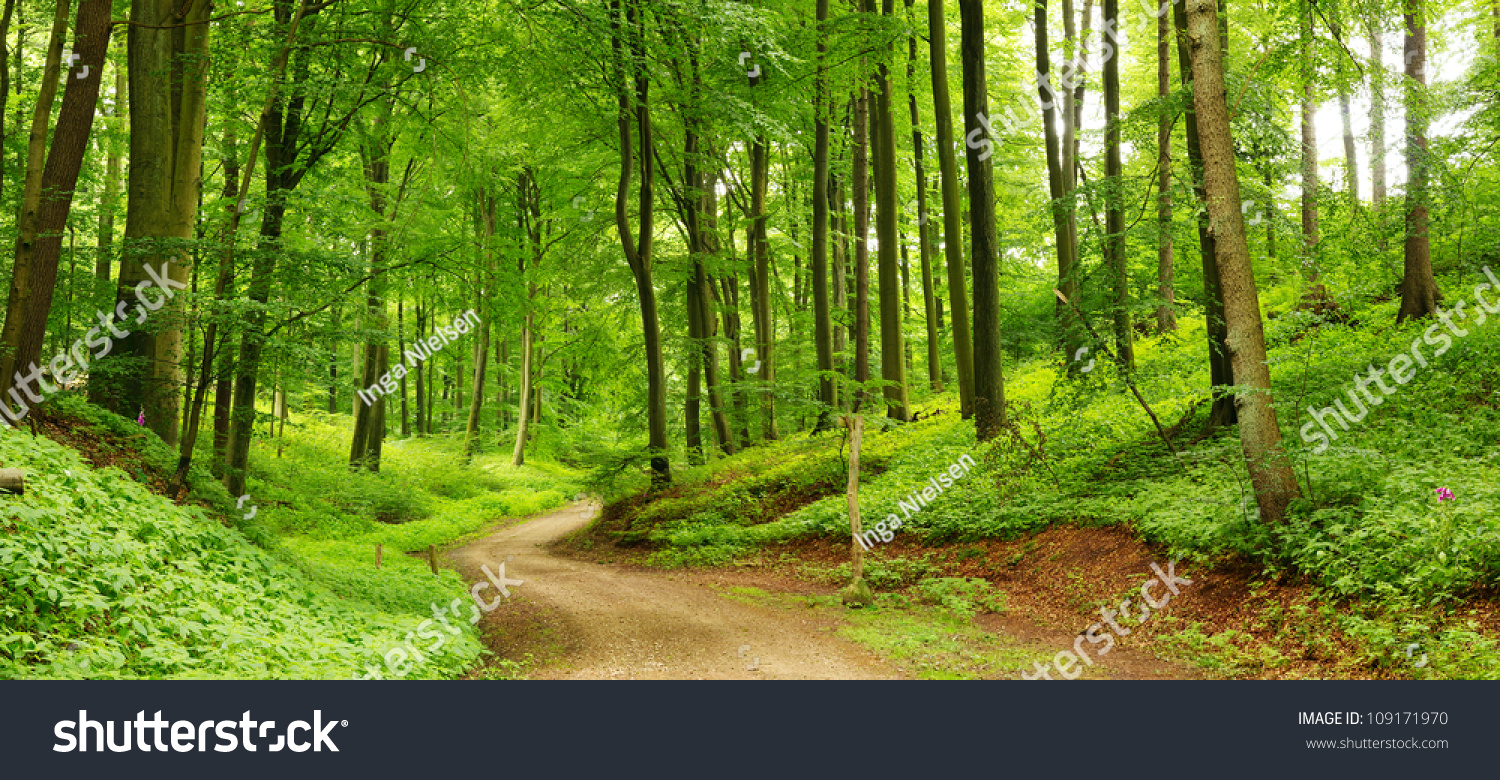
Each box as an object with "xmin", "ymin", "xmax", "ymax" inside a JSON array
[
  {"xmin": 1036, "ymin": 2, "xmax": 1082, "ymax": 369},
  {"xmin": 812, "ymin": 0, "xmax": 837, "ymax": 428},
  {"xmin": 0, "ymin": 0, "xmax": 75, "ymax": 419},
  {"xmin": 1367, "ymin": 19, "xmax": 1386, "ymax": 249},
  {"xmin": 1174, "ymin": 0, "xmax": 1235, "ymax": 427},
  {"xmin": 1396, "ymin": 1, "xmax": 1438, "ymax": 322},
  {"xmin": 1155, "ymin": 5, "xmax": 1175, "ymax": 334},
  {"xmin": 960, "ymin": 0, "xmax": 1005, "ymax": 440},
  {"xmin": 1104, "ymin": 0, "xmax": 1131, "ymax": 370},
  {"xmin": 876, "ymin": 0, "xmax": 910, "ymax": 421},
  {"xmin": 1185, "ymin": 0, "xmax": 1300, "ymax": 523},
  {"xmin": 96, "ymin": 52, "xmax": 124, "ymax": 284},
  {"xmin": 927, "ymin": 0, "xmax": 974, "ymax": 416},
  {"xmin": 1299, "ymin": 0, "xmax": 1320, "ymax": 281},
  {"xmin": 750, "ymin": 136, "xmax": 778, "ymax": 438},
  {"xmin": 100, "ymin": 0, "xmax": 210, "ymax": 444},
  {"xmin": 852, "ymin": 70, "xmax": 871, "ymax": 407},
  {"xmin": 907, "ymin": 3, "xmax": 942, "ymax": 393},
  {"xmin": 612, "ymin": 0, "xmax": 670, "ymax": 484}
]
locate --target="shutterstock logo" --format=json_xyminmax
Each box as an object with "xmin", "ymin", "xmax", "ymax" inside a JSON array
[{"xmin": 53, "ymin": 710, "xmax": 345, "ymax": 753}]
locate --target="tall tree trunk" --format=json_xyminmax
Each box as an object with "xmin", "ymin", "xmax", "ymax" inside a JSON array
[
  {"xmin": 612, "ymin": 0, "xmax": 670, "ymax": 484},
  {"xmin": 0, "ymin": 0, "xmax": 15, "ymax": 212},
  {"xmin": 1331, "ymin": 14, "xmax": 1359, "ymax": 206},
  {"xmin": 96, "ymin": 51, "xmax": 124, "ymax": 284},
  {"xmin": 830, "ymin": 170, "xmax": 848, "ymax": 409},
  {"xmin": 224, "ymin": 0, "xmax": 317, "ymax": 498},
  {"xmin": 907, "ymin": 2, "xmax": 941, "ymax": 392},
  {"xmin": 1396, "ymin": 0, "xmax": 1438, "ymax": 322},
  {"xmin": 99, "ymin": 0, "xmax": 210, "ymax": 444},
  {"xmin": 0, "ymin": 0, "xmax": 74, "ymax": 419},
  {"xmin": 397, "ymin": 299, "xmax": 409, "ymax": 436},
  {"xmin": 876, "ymin": 0, "xmax": 910, "ymax": 421},
  {"xmin": 812, "ymin": 0, "xmax": 837, "ymax": 428},
  {"xmin": 960, "ymin": 0, "xmax": 1005, "ymax": 440},
  {"xmin": 698, "ymin": 171, "xmax": 734, "ymax": 453},
  {"xmin": 464, "ymin": 189, "xmax": 496, "ymax": 460},
  {"xmin": 1185, "ymin": 0, "xmax": 1300, "ymax": 524},
  {"xmin": 1174, "ymin": 0, "xmax": 1235, "ymax": 427},
  {"xmin": 511, "ymin": 310, "xmax": 534, "ymax": 465},
  {"xmin": 413, "ymin": 303, "xmax": 426, "ymax": 435},
  {"xmin": 852, "ymin": 64, "xmax": 871, "ymax": 407},
  {"xmin": 928, "ymin": 0, "xmax": 974, "ymax": 416},
  {"xmin": 465, "ymin": 312, "xmax": 490, "ymax": 460},
  {"xmin": 349, "ymin": 129, "xmax": 394, "ymax": 471},
  {"xmin": 168, "ymin": 128, "xmax": 243, "ymax": 495},
  {"xmin": 3, "ymin": 1, "xmax": 111, "ymax": 398},
  {"xmin": 1367, "ymin": 19, "xmax": 1386, "ymax": 249},
  {"xmin": 1104, "ymin": 0, "xmax": 1131, "ymax": 370},
  {"xmin": 1155, "ymin": 6, "xmax": 1176, "ymax": 334},
  {"xmin": 1299, "ymin": 0, "xmax": 1320, "ymax": 281},
  {"xmin": 1037, "ymin": 0, "xmax": 1082, "ymax": 369},
  {"xmin": 750, "ymin": 137, "xmax": 778, "ymax": 438}
]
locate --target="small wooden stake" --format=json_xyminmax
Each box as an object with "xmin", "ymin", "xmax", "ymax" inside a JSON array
[
  {"xmin": 428, "ymin": 544, "xmax": 439, "ymax": 575},
  {"xmin": 375, "ymin": 543, "xmax": 383, "ymax": 569},
  {"xmin": 0, "ymin": 469, "xmax": 24, "ymax": 495}
]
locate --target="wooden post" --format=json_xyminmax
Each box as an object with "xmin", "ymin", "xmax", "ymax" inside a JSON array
[
  {"xmin": 0, "ymin": 469, "xmax": 23, "ymax": 495},
  {"xmin": 375, "ymin": 543, "xmax": 383, "ymax": 569},
  {"xmin": 428, "ymin": 544, "xmax": 439, "ymax": 575}
]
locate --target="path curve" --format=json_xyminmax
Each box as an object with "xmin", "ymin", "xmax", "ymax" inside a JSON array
[{"xmin": 446, "ymin": 500, "xmax": 900, "ymax": 680}]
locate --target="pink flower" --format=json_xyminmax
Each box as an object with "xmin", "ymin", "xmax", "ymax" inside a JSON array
[
  {"xmin": 1435, "ymin": 487, "xmax": 1454, "ymax": 502},
  {"xmin": 137, "ymin": 411, "xmax": 145, "ymax": 426}
]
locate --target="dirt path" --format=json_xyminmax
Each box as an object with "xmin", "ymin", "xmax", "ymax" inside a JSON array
[{"xmin": 446, "ymin": 500, "xmax": 901, "ymax": 680}]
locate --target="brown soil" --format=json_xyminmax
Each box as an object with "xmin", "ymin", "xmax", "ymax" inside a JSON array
[
  {"xmin": 449, "ymin": 500, "xmax": 1217, "ymax": 680},
  {"xmin": 447, "ymin": 500, "xmax": 901, "ymax": 679}
]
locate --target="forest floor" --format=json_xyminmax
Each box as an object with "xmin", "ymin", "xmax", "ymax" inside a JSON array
[{"xmin": 449, "ymin": 500, "xmax": 1201, "ymax": 680}]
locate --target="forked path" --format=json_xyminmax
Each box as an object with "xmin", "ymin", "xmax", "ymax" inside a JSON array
[{"xmin": 446, "ymin": 500, "xmax": 899, "ymax": 680}]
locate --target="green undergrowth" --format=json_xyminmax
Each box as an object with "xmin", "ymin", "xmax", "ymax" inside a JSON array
[
  {"xmin": 244, "ymin": 412, "xmax": 578, "ymax": 617},
  {"xmin": 610, "ymin": 267, "xmax": 1500, "ymax": 613},
  {"xmin": 0, "ymin": 397, "xmax": 578, "ymax": 679}
]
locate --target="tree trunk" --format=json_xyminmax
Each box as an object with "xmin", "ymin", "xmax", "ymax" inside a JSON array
[
  {"xmin": 1036, "ymin": 1, "xmax": 1082, "ymax": 370},
  {"xmin": 906, "ymin": 4, "xmax": 941, "ymax": 393},
  {"xmin": 960, "ymin": 0, "xmax": 1005, "ymax": 441},
  {"xmin": 928, "ymin": 0, "xmax": 974, "ymax": 416},
  {"xmin": 750, "ymin": 136, "xmax": 778, "ymax": 438},
  {"xmin": 96, "ymin": 52, "xmax": 124, "ymax": 284},
  {"xmin": 464, "ymin": 310, "xmax": 490, "ymax": 460},
  {"xmin": 99, "ymin": 0, "xmax": 210, "ymax": 444},
  {"xmin": 0, "ymin": 0, "xmax": 76, "ymax": 420},
  {"xmin": 839, "ymin": 413, "xmax": 873, "ymax": 606},
  {"xmin": 876, "ymin": 0, "xmax": 909, "ymax": 421},
  {"xmin": 612, "ymin": 0, "xmax": 670, "ymax": 484},
  {"xmin": 511, "ymin": 312, "xmax": 535, "ymax": 465},
  {"xmin": 1396, "ymin": 1, "xmax": 1438, "ymax": 322},
  {"xmin": 1174, "ymin": 0, "xmax": 1236, "ymax": 427},
  {"xmin": 830, "ymin": 170, "xmax": 848, "ymax": 409},
  {"xmin": 397, "ymin": 299, "xmax": 409, "ymax": 436},
  {"xmin": 0, "ymin": 0, "xmax": 15, "ymax": 212},
  {"xmin": 1299, "ymin": 0, "xmax": 1320, "ymax": 280},
  {"xmin": 1104, "ymin": 0, "xmax": 1131, "ymax": 370},
  {"xmin": 1185, "ymin": 0, "xmax": 1300, "ymax": 524},
  {"xmin": 698, "ymin": 171, "xmax": 734, "ymax": 453},
  {"xmin": 349, "ymin": 129, "xmax": 394, "ymax": 471},
  {"xmin": 1367, "ymin": 19, "xmax": 1386, "ymax": 249},
  {"xmin": 812, "ymin": 0, "xmax": 837, "ymax": 428},
  {"xmin": 852, "ymin": 84, "xmax": 871, "ymax": 406},
  {"xmin": 413, "ymin": 303, "xmax": 426, "ymax": 435},
  {"xmin": 1155, "ymin": 6, "xmax": 1175, "ymax": 334}
]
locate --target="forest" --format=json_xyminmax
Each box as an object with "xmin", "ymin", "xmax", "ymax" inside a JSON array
[{"xmin": 0, "ymin": 0, "xmax": 1498, "ymax": 681}]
